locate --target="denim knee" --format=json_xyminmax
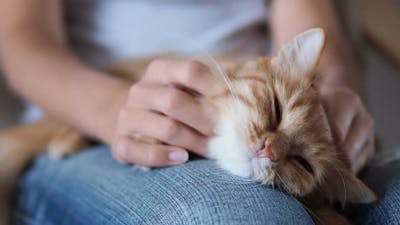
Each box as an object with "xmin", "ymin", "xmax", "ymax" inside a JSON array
[
  {"xmin": 141, "ymin": 177, "xmax": 314, "ymax": 225},
  {"xmin": 14, "ymin": 146, "xmax": 313, "ymax": 225},
  {"xmin": 129, "ymin": 160, "xmax": 314, "ymax": 225},
  {"xmin": 349, "ymin": 160, "xmax": 400, "ymax": 225}
]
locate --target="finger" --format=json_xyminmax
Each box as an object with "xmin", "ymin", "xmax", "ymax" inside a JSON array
[
  {"xmin": 351, "ymin": 139, "xmax": 375, "ymax": 174},
  {"xmin": 128, "ymin": 83, "xmax": 215, "ymax": 136},
  {"xmin": 350, "ymin": 132, "xmax": 375, "ymax": 166},
  {"xmin": 113, "ymin": 136, "xmax": 189, "ymax": 167},
  {"xmin": 321, "ymin": 89, "xmax": 358, "ymax": 142},
  {"xmin": 322, "ymin": 102, "xmax": 356, "ymax": 144},
  {"xmin": 342, "ymin": 113, "xmax": 374, "ymax": 161},
  {"xmin": 144, "ymin": 58, "xmax": 216, "ymax": 95},
  {"xmin": 118, "ymin": 109, "xmax": 208, "ymax": 156}
]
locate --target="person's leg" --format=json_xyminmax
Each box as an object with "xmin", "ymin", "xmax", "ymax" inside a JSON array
[
  {"xmin": 13, "ymin": 145, "xmax": 314, "ymax": 225},
  {"xmin": 348, "ymin": 158, "xmax": 400, "ymax": 225}
]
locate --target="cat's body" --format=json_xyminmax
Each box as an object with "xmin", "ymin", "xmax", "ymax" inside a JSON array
[{"xmin": 0, "ymin": 29, "xmax": 376, "ymax": 225}]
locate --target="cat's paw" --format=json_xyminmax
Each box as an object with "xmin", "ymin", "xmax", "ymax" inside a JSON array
[{"xmin": 47, "ymin": 127, "xmax": 88, "ymax": 159}]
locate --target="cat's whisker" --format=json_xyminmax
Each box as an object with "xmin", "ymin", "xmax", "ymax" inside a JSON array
[
  {"xmin": 275, "ymin": 172, "xmax": 290, "ymax": 194},
  {"xmin": 276, "ymin": 183, "xmax": 285, "ymax": 194},
  {"xmin": 206, "ymin": 55, "xmax": 240, "ymax": 101},
  {"xmin": 271, "ymin": 179, "xmax": 276, "ymax": 190}
]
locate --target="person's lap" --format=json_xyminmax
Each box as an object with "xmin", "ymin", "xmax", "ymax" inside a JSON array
[
  {"xmin": 13, "ymin": 145, "xmax": 314, "ymax": 225},
  {"xmin": 347, "ymin": 158, "xmax": 400, "ymax": 225}
]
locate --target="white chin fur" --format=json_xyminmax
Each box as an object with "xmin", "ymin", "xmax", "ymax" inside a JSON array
[
  {"xmin": 207, "ymin": 116, "xmax": 273, "ymax": 182},
  {"xmin": 250, "ymin": 158, "xmax": 274, "ymax": 184},
  {"xmin": 208, "ymin": 116, "xmax": 252, "ymax": 177}
]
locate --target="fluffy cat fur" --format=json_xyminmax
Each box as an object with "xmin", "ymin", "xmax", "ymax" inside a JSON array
[{"xmin": 0, "ymin": 28, "xmax": 376, "ymax": 225}]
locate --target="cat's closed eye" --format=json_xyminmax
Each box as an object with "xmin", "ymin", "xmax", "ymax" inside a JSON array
[
  {"xmin": 289, "ymin": 155, "xmax": 313, "ymax": 174},
  {"xmin": 273, "ymin": 95, "xmax": 281, "ymax": 125}
]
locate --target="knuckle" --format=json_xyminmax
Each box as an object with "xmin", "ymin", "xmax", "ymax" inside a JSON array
[
  {"xmin": 182, "ymin": 61, "xmax": 205, "ymax": 82},
  {"xmin": 149, "ymin": 59, "xmax": 163, "ymax": 69},
  {"xmin": 126, "ymin": 86, "xmax": 145, "ymax": 108},
  {"xmin": 347, "ymin": 90, "xmax": 361, "ymax": 104},
  {"xmin": 147, "ymin": 59, "xmax": 164, "ymax": 74},
  {"xmin": 162, "ymin": 90, "xmax": 181, "ymax": 113},
  {"xmin": 162, "ymin": 119, "xmax": 180, "ymax": 140},
  {"xmin": 144, "ymin": 150, "xmax": 160, "ymax": 165},
  {"xmin": 337, "ymin": 88, "xmax": 359, "ymax": 104},
  {"xmin": 185, "ymin": 60, "xmax": 205, "ymax": 73}
]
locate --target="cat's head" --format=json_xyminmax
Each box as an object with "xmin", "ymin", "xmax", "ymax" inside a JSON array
[{"xmin": 210, "ymin": 28, "xmax": 376, "ymax": 205}]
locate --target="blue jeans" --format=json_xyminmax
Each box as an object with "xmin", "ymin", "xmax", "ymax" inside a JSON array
[
  {"xmin": 347, "ymin": 159, "xmax": 400, "ymax": 225},
  {"xmin": 12, "ymin": 146, "xmax": 399, "ymax": 225}
]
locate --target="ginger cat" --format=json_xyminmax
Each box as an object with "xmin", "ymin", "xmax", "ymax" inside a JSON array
[{"xmin": 0, "ymin": 28, "xmax": 376, "ymax": 225}]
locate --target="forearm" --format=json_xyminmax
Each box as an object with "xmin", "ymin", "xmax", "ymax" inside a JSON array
[
  {"xmin": 269, "ymin": 0, "xmax": 363, "ymax": 94},
  {"xmin": 1, "ymin": 30, "xmax": 129, "ymax": 143}
]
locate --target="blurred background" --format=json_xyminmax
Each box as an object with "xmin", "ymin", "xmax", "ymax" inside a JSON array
[{"xmin": 0, "ymin": 0, "xmax": 399, "ymax": 151}]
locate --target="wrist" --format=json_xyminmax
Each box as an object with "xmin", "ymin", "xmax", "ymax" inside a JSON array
[{"xmin": 91, "ymin": 79, "xmax": 130, "ymax": 144}]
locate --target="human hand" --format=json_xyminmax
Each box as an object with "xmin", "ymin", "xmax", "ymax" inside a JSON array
[
  {"xmin": 112, "ymin": 59, "xmax": 216, "ymax": 167},
  {"xmin": 319, "ymin": 84, "xmax": 375, "ymax": 173}
]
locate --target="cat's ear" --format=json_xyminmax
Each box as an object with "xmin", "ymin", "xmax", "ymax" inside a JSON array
[
  {"xmin": 272, "ymin": 28, "xmax": 325, "ymax": 78},
  {"xmin": 324, "ymin": 168, "xmax": 378, "ymax": 205}
]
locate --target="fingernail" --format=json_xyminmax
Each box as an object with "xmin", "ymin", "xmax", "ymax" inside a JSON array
[{"xmin": 168, "ymin": 150, "xmax": 189, "ymax": 163}]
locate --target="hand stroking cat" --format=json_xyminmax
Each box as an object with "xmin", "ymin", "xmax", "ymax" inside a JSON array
[{"xmin": 0, "ymin": 28, "xmax": 376, "ymax": 225}]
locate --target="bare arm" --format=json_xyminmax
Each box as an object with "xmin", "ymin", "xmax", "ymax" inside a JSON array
[
  {"xmin": 0, "ymin": 0, "xmax": 130, "ymax": 143},
  {"xmin": 269, "ymin": 0, "xmax": 375, "ymax": 173},
  {"xmin": 0, "ymin": 0, "xmax": 214, "ymax": 167},
  {"xmin": 269, "ymin": 0, "xmax": 362, "ymax": 94}
]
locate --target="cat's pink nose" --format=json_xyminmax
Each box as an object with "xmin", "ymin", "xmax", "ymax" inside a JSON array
[{"xmin": 256, "ymin": 140, "xmax": 277, "ymax": 161}]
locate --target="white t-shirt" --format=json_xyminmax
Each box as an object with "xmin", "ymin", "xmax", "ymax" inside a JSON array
[
  {"xmin": 23, "ymin": 0, "xmax": 268, "ymax": 122},
  {"xmin": 65, "ymin": 0, "xmax": 268, "ymax": 67}
]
